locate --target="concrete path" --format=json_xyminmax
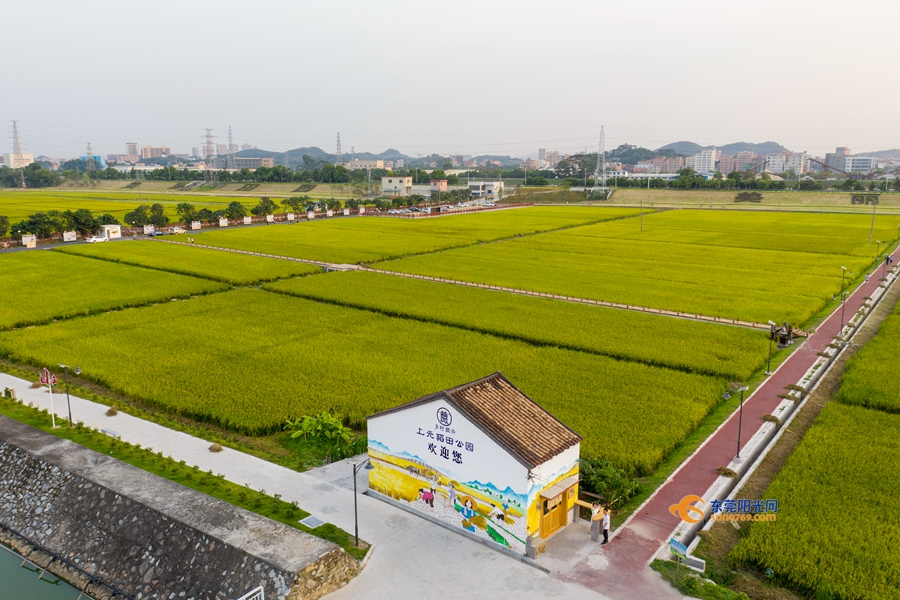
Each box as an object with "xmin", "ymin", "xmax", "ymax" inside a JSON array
[
  {"xmin": 577, "ymin": 248, "xmax": 898, "ymax": 594},
  {"xmin": 1, "ymin": 373, "xmax": 678, "ymax": 600}
]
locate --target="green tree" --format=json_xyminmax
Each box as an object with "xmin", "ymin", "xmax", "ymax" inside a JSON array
[
  {"xmin": 579, "ymin": 458, "xmax": 641, "ymax": 510},
  {"xmin": 124, "ymin": 205, "xmax": 151, "ymax": 227},
  {"xmin": 176, "ymin": 202, "xmax": 197, "ymax": 224},
  {"xmin": 97, "ymin": 214, "xmax": 119, "ymax": 225},
  {"xmin": 224, "ymin": 201, "xmax": 247, "ymax": 219},
  {"xmin": 71, "ymin": 209, "xmax": 97, "ymax": 235},
  {"xmin": 251, "ymin": 197, "xmax": 279, "ymax": 216},
  {"xmin": 281, "ymin": 196, "xmax": 306, "ymax": 213},
  {"xmin": 149, "ymin": 203, "xmax": 169, "ymax": 228},
  {"xmin": 0, "ymin": 215, "xmax": 9, "ymax": 237}
]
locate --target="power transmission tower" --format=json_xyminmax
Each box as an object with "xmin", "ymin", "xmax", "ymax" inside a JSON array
[
  {"xmin": 227, "ymin": 125, "xmax": 236, "ymax": 170},
  {"xmin": 335, "ymin": 133, "xmax": 342, "ymax": 165},
  {"xmin": 594, "ymin": 126, "xmax": 606, "ymax": 188},
  {"xmin": 11, "ymin": 120, "xmax": 26, "ymax": 188},
  {"xmin": 203, "ymin": 129, "xmax": 217, "ymax": 183},
  {"xmin": 85, "ymin": 143, "xmax": 96, "ymax": 172}
]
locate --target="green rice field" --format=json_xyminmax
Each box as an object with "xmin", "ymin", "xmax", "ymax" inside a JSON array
[
  {"xmin": 835, "ymin": 301, "xmax": 900, "ymax": 413},
  {"xmin": 189, "ymin": 206, "xmax": 640, "ymax": 263},
  {"xmin": 56, "ymin": 241, "xmax": 322, "ymax": 284},
  {"xmin": 0, "ymin": 251, "xmax": 227, "ymax": 330},
  {"xmin": 0, "ymin": 288, "xmax": 726, "ymax": 475},
  {"xmin": 264, "ymin": 270, "xmax": 768, "ymax": 380}
]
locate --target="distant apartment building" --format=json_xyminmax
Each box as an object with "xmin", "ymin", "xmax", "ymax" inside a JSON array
[
  {"xmin": 735, "ymin": 152, "xmax": 759, "ymax": 171},
  {"xmin": 785, "ymin": 152, "xmax": 810, "ymax": 175},
  {"xmin": 241, "ymin": 143, "xmax": 252, "ymax": 151},
  {"xmin": 718, "ymin": 155, "xmax": 737, "ymax": 174},
  {"xmin": 844, "ymin": 156, "xmax": 877, "ymax": 173},
  {"xmin": 191, "ymin": 147, "xmax": 200, "ymax": 158},
  {"xmin": 825, "ymin": 147, "xmax": 851, "ymax": 171},
  {"xmin": 212, "ymin": 156, "xmax": 275, "ymax": 169},
  {"xmin": 429, "ymin": 179, "xmax": 448, "ymax": 193},
  {"xmin": 633, "ymin": 163, "xmax": 660, "ymax": 174},
  {"xmin": 344, "ymin": 159, "xmax": 385, "ymax": 170},
  {"xmin": 125, "ymin": 142, "xmax": 139, "ymax": 162},
  {"xmin": 545, "ymin": 150, "xmax": 560, "ymax": 168},
  {"xmin": 107, "ymin": 154, "xmax": 128, "ymax": 163},
  {"xmin": 217, "ymin": 143, "xmax": 239, "ymax": 155},
  {"xmin": 690, "ymin": 148, "xmax": 717, "ymax": 173},
  {"xmin": 394, "ymin": 159, "xmax": 405, "ymax": 168},
  {"xmin": 538, "ymin": 148, "xmax": 546, "ymax": 161},
  {"xmin": 765, "ymin": 154, "xmax": 786, "ymax": 174},
  {"xmin": 382, "ymin": 176, "xmax": 413, "ymax": 197},
  {"xmin": 2, "ymin": 153, "xmax": 34, "ymax": 169},
  {"xmin": 141, "ymin": 146, "xmax": 170, "ymax": 159}
]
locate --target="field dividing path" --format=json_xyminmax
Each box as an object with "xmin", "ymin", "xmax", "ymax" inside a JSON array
[{"xmin": 558, "ymin": 248, "xmax": 898, "ymax": 598}]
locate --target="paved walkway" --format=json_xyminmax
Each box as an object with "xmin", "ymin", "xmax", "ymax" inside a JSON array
[
  {"xmin": 1, "ymin": 372, "xmax": 673, "ymax": 600},
  {"xmin": 566, "ymin": 249, "xmax": 898, "ymax": 595}
]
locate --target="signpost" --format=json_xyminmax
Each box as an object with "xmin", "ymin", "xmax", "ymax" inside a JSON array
[
  {"xmin": 191, "ymin": 220, "xmax": 202, "ymax": 231},
  {"xmin": 39, "ymin": 368, "xmax": 59, "ymax": 428},
  {"xmin": 243, "ymin": 216, "xmax": 252, "ymax": 225},
  {"xmin": 670, "ymin": 537, "xmax": 687, "ymax": 575}
]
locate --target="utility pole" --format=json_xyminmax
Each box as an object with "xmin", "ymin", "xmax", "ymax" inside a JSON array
[
  {"xmin": 85, "ymin": 143, "xmax": 96, "ymax": 172},
  {"xmin": 11, "ymin": 120, "xmax": 26, "ymax": 188},
  {"xmin": 869, "ymin": 196, "xmax": 878, "ymax": 243}
]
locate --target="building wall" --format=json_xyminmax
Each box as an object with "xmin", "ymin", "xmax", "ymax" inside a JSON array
[
  {"xmin": 344, "ymin": 159, "xmax": 384, "ymax": 170},
  {"xmin": 382, "ymin": 176, "xmax": 413, "ymax": 197},
  {"xmin": 525, "ymin": 444, "xmax": 580, "ymax": 541},
  {"xmin": 2, "ymin": 153, "xmax": 35, "ymax": 169},
  {"xmin": 368, "ymin": 398, "xmax": 530, "ymax": 554},
  {"xmin": 765, "ymin": 153, "xmax": 786, "ymax": 173},
  {"xmin": 844, "ymin": 156, "xmax": 876, "ymax": 173},
  {"xmin": 693, "ymin": 149, "xmax": 717, "ymax": 172}
]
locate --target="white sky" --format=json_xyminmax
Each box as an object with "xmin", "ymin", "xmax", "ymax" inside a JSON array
[{"xmin": 3, "ymin": 0, "xmax": 898, "ymax": 158}]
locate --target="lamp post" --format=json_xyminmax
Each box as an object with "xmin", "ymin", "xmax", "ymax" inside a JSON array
[
  {"xmin": 58, "ymin": 364, "xmax": 81, "ymax": 427},
  {"xmin": 839, "ymin": 265, "xmax": 847, "ymax": 299},
  {"xmin": 735, "ymin": 386, "xmax": 750, "ymax": 462},
  {"xmin": 840, "ymin": 291, "xmax": 849, "ymax": 334},
  {"xmin": 351, "ymin": 458, "xmax": 373, "ymax": 547},
  {"xmin": 766, "ymin": 320, "xmax": 777, "ymax": 375}
]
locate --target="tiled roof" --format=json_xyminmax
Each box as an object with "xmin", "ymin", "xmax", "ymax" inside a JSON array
[{"xmin": 368, "ymin": 372, "xmax": 581, "ymax": 469}]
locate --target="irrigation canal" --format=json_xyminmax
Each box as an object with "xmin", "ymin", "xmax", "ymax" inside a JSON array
[{"xmin": 0, "ymin": 542, "xmax": 85, "ymax": 600}]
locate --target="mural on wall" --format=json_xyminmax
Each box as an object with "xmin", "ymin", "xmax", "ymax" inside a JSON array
[
  {"xmin": 368, "ymin": 401, "xmax": 529, "ymax": 553},
  {"xmin": 525, "ymin": 457, "xmax": 580, "ymax": 541}
]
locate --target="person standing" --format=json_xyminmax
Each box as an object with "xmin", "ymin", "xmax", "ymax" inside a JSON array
[
  {"xmin": 590, "ymin": 502, "xmax": 601, "ymax": 541},
  {"xmin": 602, "ymin": 508, "xmax": 611, "ymax": 545}
]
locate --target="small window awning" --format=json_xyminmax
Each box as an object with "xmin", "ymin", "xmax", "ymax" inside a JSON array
[{"xmin": 540, "ymin": 475, "xmax": 579, "ymax": 500}]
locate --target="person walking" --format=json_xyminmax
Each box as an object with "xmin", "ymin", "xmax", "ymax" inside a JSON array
[
  {"xmin": 602, "ymin": 508, "xmax": 611, "ymax": 545},
  {"xmin": 866, "ymin": 273, "xmax": 870, "ymax": 283}
]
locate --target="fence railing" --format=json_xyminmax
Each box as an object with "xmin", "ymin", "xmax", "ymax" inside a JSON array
[{"xmin": 236, "ymin": 586, "xmax": 264, "ymax": 600}]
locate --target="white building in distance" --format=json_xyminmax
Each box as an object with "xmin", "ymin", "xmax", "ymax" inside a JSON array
[
  {"xmin": 382, "ymin": 176, "xmax": 413, "ymax": 197},
  {"xmin": 844, "ymin": 156, "xmax": 877, "ymax": 173},
  {"xmin": 3, "ymin": 153, "xmax": 35, "ymax": 169}
]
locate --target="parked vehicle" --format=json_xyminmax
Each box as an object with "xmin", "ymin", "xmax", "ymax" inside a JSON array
[
  {"xmin": 86, "ymin": 236, "xmax": 107, "ymax": 243},
  {"xmin": 172, "ymin": 227, "xmax": 186, "ymax": 234}
]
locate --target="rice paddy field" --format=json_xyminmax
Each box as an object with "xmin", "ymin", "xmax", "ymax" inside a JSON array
[
  {"xmin": 0, "ymin": 190, "xmax": 250, "ymax": 222},
  {"xmin": 731, "ymin": 402, "xmax": 900, "ymax": 599},
  {"xmin": 609, "ymin": 189, "xmax": 900, "ymax": 213},
  {"xmin": 0, "ymin": 251, "xmax": 227, "ymax": 330},
  {"xmin": 1, "ymin": 205, "xmax": 893, "ymax": 482},
  {"xmin": 56, "ymin": 240, "xmax": 322, "ymax": 284},
  {"xmin": 380, "ymin": 210, "xmax": 900, "ymax": 324},
  {"xmin": 0, "ymin": 288, "xmax": 725, "ymax": 475},
  {"xmin": 835, "ymin": 301, "xmax": 900, "ymax": 413},
  {"xmin": 264, "ymin": 270, "xmax": 768, "ymax": 380},
  {"xmin": 189, "ymin": 206, "xmax": 639, "ymax": 263}
]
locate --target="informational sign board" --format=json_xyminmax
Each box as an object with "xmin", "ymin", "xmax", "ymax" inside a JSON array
[
  {"xmin": 21, "ymin": 234, "xmax": 36, "ymax": 248},
  {"xmin": 191, "ymin": 221, "xmax": 202, "ymax": 230},
  {"xmin": 326, "ymin": 210, "xmax": 334, "ymax": 217},
  {"xmin": 218, "ymin": 218, "xmax": 228, "ymax": 227},
  {"xmin": 669, "ymin": 538, "xmax": 687, "ymax": 558},
  {"xmin": 359, "ymin": 207, "xmax": 366, "ymax": 214},
  {"xmin": 62, "ymin": 231, "xmax": 77, "ymax": 242},
  {"xmin": 40, "ymin": 368, "xmax": 57, "ymax": 386},
  {"xmin": 143, "ymin": 225, "xmax": 155, "ymax": 235},
  {"xmin": 343, "ymin": 208, "xmax": 350, "ymax": 216},
  {"xmin": 287, "ymin": 213, "xmax": 295, "ymax": 222},
  {"xmin": 266, "ymin": 214, "xmax": 274, "ymax": 223},
  {"xmin": 307, "ymin": 211, "xmax": 315, "ymax": 220},
  {"xmin": 102, "ymin": 225, "xmax": 122, "ymax": 239},
  {"xmin": 243, "ymin": 216, "xmax": 252, "ymax": 225}
]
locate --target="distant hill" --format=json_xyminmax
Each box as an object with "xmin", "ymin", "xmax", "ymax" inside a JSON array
[
  {"xmin": 656, "ymin": 141, "xmax": 788, "ymax": 156},
  {"xmin": 236, "ymin": 146, "xmax": 414, "ymax": 168},
  {"xmin": 855, "ymin": 149, "xmax": 900, "ymax": 159}
]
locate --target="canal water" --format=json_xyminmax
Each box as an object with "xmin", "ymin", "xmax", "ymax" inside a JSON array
[{"xmin": 0, "ymin": 543, "xmax": 84, "ymax": 599}]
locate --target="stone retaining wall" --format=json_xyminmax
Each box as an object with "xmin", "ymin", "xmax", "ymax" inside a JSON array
[{"xmin": 0, "ymin": 416, "xmax": 358, "ymax": 600}]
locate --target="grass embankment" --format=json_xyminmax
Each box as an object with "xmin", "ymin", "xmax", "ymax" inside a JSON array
[{"xmin": 0, "ymin": 394, "xmax": 368, "ymax": 560}]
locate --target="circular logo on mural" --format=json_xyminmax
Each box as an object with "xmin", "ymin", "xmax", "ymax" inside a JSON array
[{"xmin": 436, "ymin": 407, "xmax": 453, "ymax": 427}]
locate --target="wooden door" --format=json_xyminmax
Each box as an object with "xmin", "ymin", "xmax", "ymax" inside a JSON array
[{"xmin": 541, "ymin": 493, "xmax": 564, "ymax": 538}]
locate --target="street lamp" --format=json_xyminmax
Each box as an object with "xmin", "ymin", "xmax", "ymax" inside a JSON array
[
  {"xmin": 840, "ymin": 291, "xmax": 850, "ymax": 335},
  {"xmin": 58, "ymin": 364, "xmax": 81, "ymax": 427},
  {"xmin": 839, "ymin": 265, "xmax": 847, "ymax": 298},
  {"xmin": 351, "ymin": 458, "xmax": 374, "ymax": 547},
  {"xmin": 735, "ymin": 385, "xmax": 750, "ymax": 462},
  {"xmin": 766, "ymin": 320, "xmax": 777, "ymax": 375}
]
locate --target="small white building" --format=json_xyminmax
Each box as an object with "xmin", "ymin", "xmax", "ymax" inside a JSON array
[
  {"xmin": 468, "ymin": 181, "xmax": 504, "ymax": 198},
  {"xmin": 3, "ymin": 153, "xmax": 34, "ymax": 169},
  {"xmin": 367, "ymin": 373, "xmax": 582, "ymax": 557},
  {"xmin": 382, "ymin": 176, "xmax": 413, "ymax": 197},
  {"xmin": 101, "ymin": 224, "xmax": 122, "ymax": 240}
]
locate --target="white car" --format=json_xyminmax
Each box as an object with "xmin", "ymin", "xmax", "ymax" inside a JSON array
[
  {"xmin": 172, "ymin": 227, "xmax": 186, "ymax": 234},
  {"xmin": 86, "ymin": 236, "xmax": 108, "ymax": 243}
]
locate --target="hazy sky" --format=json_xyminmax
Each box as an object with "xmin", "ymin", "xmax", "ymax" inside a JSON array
[{"xmin": 4, "ymin": 0, "xmax": 898, "ymax": 158}]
